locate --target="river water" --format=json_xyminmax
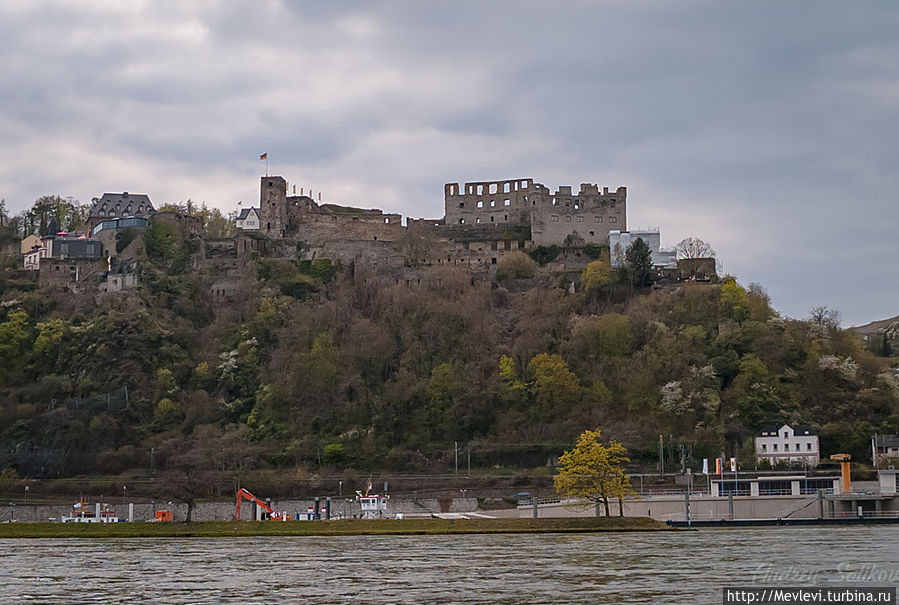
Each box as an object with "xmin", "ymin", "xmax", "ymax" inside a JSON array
[{"xmin": 3, "ymin": 527, "xmax": 898, "ymax": 603}]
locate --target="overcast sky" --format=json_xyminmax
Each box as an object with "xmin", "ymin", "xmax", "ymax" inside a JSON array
[{"xmin": 1, "ymin": 1, "xmax": 897, "ymax": 325}]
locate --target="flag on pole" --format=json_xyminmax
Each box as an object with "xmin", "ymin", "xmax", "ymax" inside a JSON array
[
  {"xmin": 259, "ymin": 153, "xmax": 267, "ymax": 160},
  {"xmin": 730, "ymin": 457, "xmax": 737, "ymax": 472},
  {"xmin": 715, "ymin": 458, "xmax": 722, "ymax": 475},
  {"xmin": 702, "ymin": 458, "xmax": 709, "ymax": 474}
]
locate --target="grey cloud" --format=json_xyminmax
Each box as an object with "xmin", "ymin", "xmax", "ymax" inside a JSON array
[{"xmin": 0, "ymin": 1, "xmax": 897, "ymax": 324}]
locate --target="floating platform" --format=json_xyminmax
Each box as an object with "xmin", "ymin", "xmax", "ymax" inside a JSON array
[{"xmin": 667, "ymin": 516, "xmax": 899, "ymax": 528}]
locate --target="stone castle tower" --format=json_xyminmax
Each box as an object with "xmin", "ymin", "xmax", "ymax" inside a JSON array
[{"xmin": 259, "ymin": 176, "xmax": 287, "ymax": 237}]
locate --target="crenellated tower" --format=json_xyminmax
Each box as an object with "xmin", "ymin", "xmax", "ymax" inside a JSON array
[{"xmin": 259, "ymin": 176, "xmax": 287, "ymax": 237}]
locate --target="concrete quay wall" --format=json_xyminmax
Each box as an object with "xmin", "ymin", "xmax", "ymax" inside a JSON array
[{"xmin": 0, "ymin": 497, "xmax": 479, "ymax": 524}]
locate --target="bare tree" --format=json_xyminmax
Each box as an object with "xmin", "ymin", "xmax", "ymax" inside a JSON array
[
  {"xmin": 675, "ymin": 237, "xmax": 716, "ymax": 260},
  {"xmin": 156, "ymin": 424, "xmax": 262, "ymax": 522},
  {"xmin": 809, "ymin": 306, "xmax": 841, "ymax": 329}
]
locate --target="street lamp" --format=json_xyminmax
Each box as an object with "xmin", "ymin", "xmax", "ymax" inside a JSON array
[{"xmin": 24, "ymin": 485, "xmax": 28, "ymax": 506}]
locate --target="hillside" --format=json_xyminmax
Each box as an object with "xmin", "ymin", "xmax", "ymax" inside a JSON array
[{"xmin": 1, "ymin": 228, "xmax": 898, "ymax": 498}]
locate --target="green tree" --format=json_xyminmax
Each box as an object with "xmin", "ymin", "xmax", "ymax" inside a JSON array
[
  {"xmin": 625, "ymin": 237, "xmax": 652, "ymax": 287},
  {"xmin": 530, "ymin": 353, "xmax": 581, "ymax": 418},
  {"xmin": 554, "ymin": 428, "xmax": 632, "ymax": 516}
]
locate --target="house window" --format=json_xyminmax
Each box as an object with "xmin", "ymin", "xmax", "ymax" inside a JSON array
[
  {"xmin": 784, "ymin": 444, "xmax": 789, "ymax": 452},
  {"xmin": 807, "ymin": 443, "xmax": 812, "ymax": 451},
  {"xmin": 774, "ymin": 444, "xmax": 778, "ymax": 452},
  {"xmin": 551, "ymin": 215, "xmax": 559, "ymax": 222},
  {"xmin": 761, "ymin": 444, "xmax": 767, "ymax": 452},
  {"xmin": 576, "ymin": 216, "xmax": 584, "ymax": 222},
  {"xmin": 595, "ymin": 216, "xmax": 602, "ymax": 223},
  {"xmin": 609, "ymin": 217, "xmax": 617, "ymax": 223},
  {"xmin": 565, "ymin": 216, "xmax": 571, "ymax": 222}
]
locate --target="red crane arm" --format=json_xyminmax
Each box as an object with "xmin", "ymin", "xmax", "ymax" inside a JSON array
[{"xmin": 235, "ymin": 488, "xmax": 275, "ymax": 520}]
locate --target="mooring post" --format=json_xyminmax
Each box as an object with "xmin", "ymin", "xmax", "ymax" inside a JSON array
[
  {"xmin": 685, "ymin": 491, "xmax": 691, "ymax": 528},
  {"xmin": 532, "ymin": 497, "xmax": 538, "ymax": 519},
  {"xmin": 325, "ymin": 497, "xmax": 331, "ymax": 520},
  {"xmin": 728, "ymin": 493, "xmax": 734, "ymax": 521},
  {"xmin": 818, "ymin": 489, "xmax": 824, "ymax": 520}
]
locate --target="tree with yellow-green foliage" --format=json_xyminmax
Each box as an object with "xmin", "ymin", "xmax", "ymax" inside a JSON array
[
  {"xmin": 581, "ymin": 252, "xmax": 611, "ymax": 294},
  {"xmin": 554, "ymin": 428, "xmax": 633, "ymax": 516}
]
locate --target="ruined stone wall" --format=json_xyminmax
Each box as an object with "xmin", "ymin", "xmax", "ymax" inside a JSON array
[
  {"xmin": 38, "ymin": 258, "xmax": 104, "ymax": 292},
  {"xmin": 291, "ymin": 208, "xmax": 405, "ymax": 246},
  {"xmin": 529, "ymin": 184, "xmax": 626, "ymax": 246},
  {"xmin": 443, "ymin": 178, "xmax": 535, "ymax": 227},
  {"xmin": 152, "ymin": 211, "xmax": 202, "ymax": 238}
]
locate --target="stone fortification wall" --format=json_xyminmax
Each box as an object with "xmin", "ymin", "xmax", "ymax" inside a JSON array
[
  {"xmin": 292, "ymin": 208, "xmax": 404, "ymax": 246},
  {"xmin": 529, "ymin": 183, "xmax": 626, "ymax": 246},
  {"xmin": 444, "ymin": 178, "xmax": 534, "ymax": 227},
  {"xmin": 39, "ymin": 257, "xmax": 105, "ymax": 291}
]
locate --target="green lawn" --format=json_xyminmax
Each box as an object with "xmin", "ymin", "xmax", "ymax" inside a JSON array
[{"xmin": 0, "ymin": 516, "xmax": 673, "ymax": 538}]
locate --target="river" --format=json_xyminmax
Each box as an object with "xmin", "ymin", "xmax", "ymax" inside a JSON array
[{"xmin": 3, "ymin": 526, "xmax": 898, "ymax": 603}]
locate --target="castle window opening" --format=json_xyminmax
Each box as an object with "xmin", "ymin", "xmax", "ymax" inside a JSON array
[
  {"xmin": 595, "ymin": 216, "xmax": 602, "ymax": 223},
  {"xmin": 491, "ymin": 257, "xmax": 497, "ymax": 264},
  {"xmin": 504, "ymin": 215, "xmax": 508, "ymax": 221},
  {"xmin": 459, "ymin": 202, "xmax": 465, "ymax": 208},
  {"xmin": 503, "ymin": 183, "xmax": 510, "ymax": 193},
  {"xmin": 576, "ymin": 216, "xmax": 584, "ymax": 222},
  {"xmin": 565, "ymin": 216, "xmax": 571, "ymax": 222},
  {"xmin": 551, "ymin": 215, "xmax": 559, "ymax": 222},
  {"xmin": 609, "ymin": 217, "xmax": 617, "ymax": 223},
  {"xmin": 477, "ymin": 201, "xmax": 483, "ymax": 208},
  {"xmin": 490, "ymin": 200, "xmax": 495, "ymax": 207},
  {"xmin": 459, "ymin": 219, "xmax": 465, "ymax": 224},
  {"xmin": 384, "ymin": 218, "xmax": 389, "ymax": 223},
  {"xmin": 476, "ymin": 218, "xmax": 481, "ymax": 224},
  {"xmin": 504, "ymin": 199, "xmax": 510, "ymax": 206},
  {"xmin": 520, "ymin": 180, "xmax": 528, "ymax": 188},
  {"xmin": 489, "ymin": 183, "xmax": 497, "ymax": 194},
  {"xmin": 589, "ymin": 231, "xmax": 595, "ymax": 237},
  {"xmin": 574, "ymin": 203, "xmax": 579, "ymax": 210},
  {"xmin": 373, "ymin": 236, "xmax": 378, "ymax": 240},
  {"xmin": 490, "ymin": 216, "xmax": 494, "ymax": 222},
  {"xmin": 477, "ymin": 185, "xmax": 484, "ymax": 195},
  {"xmin": 552, "ymin": 198, "xmax": 558, "ymax": 206}
]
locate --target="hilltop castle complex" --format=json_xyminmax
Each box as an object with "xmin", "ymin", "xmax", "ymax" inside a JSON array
[
  {"xmin": 249, "ymin": 175, "xmax": 627, "ymax": 263},
  {"xmin": 22, "ymin": 174, "xmax": 712, "ymax": 300}
]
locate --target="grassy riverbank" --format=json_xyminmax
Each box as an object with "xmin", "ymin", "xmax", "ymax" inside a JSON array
[{"xmin": 0, "ymin": 516, "xmax": 673, "ymax": 538}]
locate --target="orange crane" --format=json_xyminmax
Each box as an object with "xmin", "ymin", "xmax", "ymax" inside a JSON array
[
  {"xmin": 830, "ymin": 453, "xmax": 852, "ymax": 493},
  {"xmin": 235, "ymin": 488, "xmax": 291, "ymax": 521}
]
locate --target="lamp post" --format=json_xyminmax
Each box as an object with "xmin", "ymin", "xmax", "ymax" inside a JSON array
[{"xmin": 24, "ymin": 485, "xmax": 28, "ymax": 506}]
